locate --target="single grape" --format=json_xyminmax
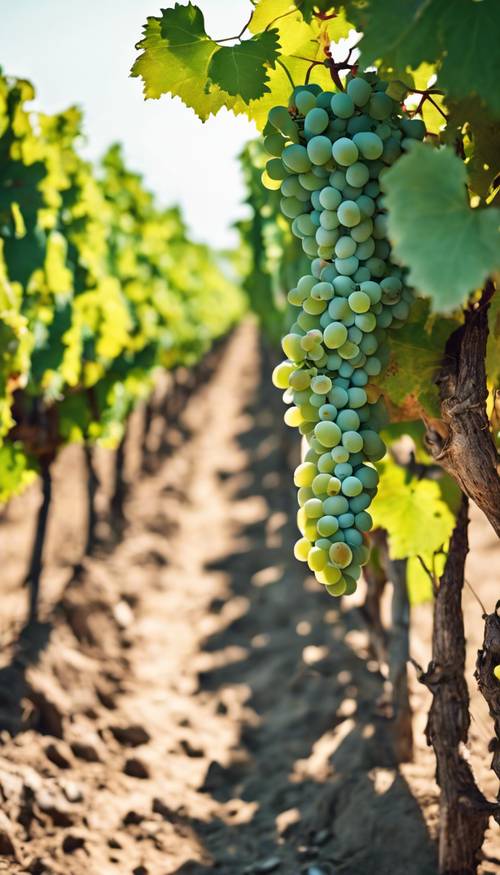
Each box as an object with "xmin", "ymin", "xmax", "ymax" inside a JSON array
[
  {"xmin": 308, "ymin": 135, "xmax": 334, "ymax": 165},
  {"xmin": 337, "ymin": 409, "xmax": 361, "ymax": 431},
  {"xmin": 337, "ymin": 200, "xmax": 361, "ymax": 227},
  {"xmin": 305, "ymin": 107, "xmax": 329, "ymax": 134},
  {"xmin": 319, "ymin": 186, "xmax": 342, "ymax": 211},
  {"xmin": 323, "ymin": 494, "xmax": 349, "ymax": 515},
  {"xmin": 352, "ymin": 131, "xmax": 384, "ymax": 160},
  {"xmin": 314, "ymin": 420, "xmax": 342, "ymax": 448},
  {"xmin": 346, "ymin": 77, "xmax": 371, "ymax": 107},
  {"xmin": 317, "ymin": 515, "xmax": 339, "ymax": 537},
  {"xmin": 294, "ymin": 90, "xmax": 317, "ymax": 115},
  {"xmin": 331, "ymin": 92, "xmax": 355, "ymax": 118},
  {"xmin": 346, "ymin": 161, "xmax": 370, "ymax": 188},
  {"xmin": 323, "ymin": 321, "xmax": 348, "ymax": 349},
  {"xmin": 332, "ymin": 137, "xmax": 359, "ymax": 167},
  {"xmin": 283, "ymin": 144, "xmax": 311, "ymax": 173}
]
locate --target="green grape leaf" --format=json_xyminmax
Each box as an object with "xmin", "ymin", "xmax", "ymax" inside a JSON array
[
  {"xmin": 131, "ymin": 8, "xmax": 230, "ymax": 119},
  {"xmin": 378, "ymin": 302, "xmax": 458, "ymax": 417},
  {"xmin": 371, "ymin": 457, "xmax": 459, "ymax": 559},
  {"xmin": 382, "ymin": 143, "xmax": 500, "ymax": 312},
  {"xmin": 348, "ymin": 0, "xmax": 500, "ymax": 117},
  {"xmin": 207, "ymin": 31, "xmax": 280, "ymax": 102}
]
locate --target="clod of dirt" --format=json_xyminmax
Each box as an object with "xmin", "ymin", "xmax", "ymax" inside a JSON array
[
  {"xmin": 123, "ymin": 757, "xmax": 149, "ymax": 779},
  {"xmin": 110, "ymin": 724, "xmax": 151, "ymax": 747},
  {"xmin": 44, "ymin": 741, "xmax": 72, "ymax": 769}
]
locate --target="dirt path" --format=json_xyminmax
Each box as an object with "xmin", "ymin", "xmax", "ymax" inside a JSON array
[{"xmin": 0, "ymin": 321, "xmax": 498, "ymax": 875}]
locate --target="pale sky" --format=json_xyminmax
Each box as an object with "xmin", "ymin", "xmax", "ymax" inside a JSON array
[{"xmin": 0, "ymin": 0, "xmax": 257, "ymax": 249}]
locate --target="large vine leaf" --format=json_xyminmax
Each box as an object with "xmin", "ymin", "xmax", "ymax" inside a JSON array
[
  {"xmin": 132, "ymin": 1, "xmax": 353, "ymax": 128},
  {"xmin": 346, "ymin": 0, "xmax": 500, "ymax": 117},
  {"xmin": 382, "ymin": 143, "xmax": 500, "ymax": 312},
  {"xmin": 131, "ymin": 3, "xmax": 280, "ymax": 120},
  {"xmin": 207, "ymin": 32, "xmax": 280, "ymax": 102},
  {"xmin": 371, "ymin": 457, "xmax": 460, "ymax": 559}
]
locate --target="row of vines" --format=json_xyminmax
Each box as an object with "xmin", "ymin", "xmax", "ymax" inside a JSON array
[{"xmin": 0, "ymin": 69, "xmax": 246, "ymax": 614}]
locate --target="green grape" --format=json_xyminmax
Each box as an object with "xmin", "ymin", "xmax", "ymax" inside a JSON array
[
  {"xmin": 365, "ymin": 355, "xmax": 382, "ymax": 375},
  {"xmin": 319, "ymin": 186, "xmax": 342, "ymax": 210},
  {"xmin": 268, "ymin": 105, "xmax": 300, "ymax": 141},
  {"xmin": 300, "ymin": 171, "xmax": 324, "ymax": 191},
  {"xmin": 323, "ymin": 321, "xmax": 348, "ymax": 349},
  {"xmin": 329, "ymin": 541, "xmax": 353, "ymax": 568},
  {"xmin": 325, "ymin": 578, "xmax": 346, "ymax": 596},
  {"xmin": 342, "ymin": 431, "xmax": 364, "ymax": 454},
  {"xmin": 335, "ymin": 236, "xmax": 357, "ymax": 259},
  {"xmin": 317, "ymin": 515, "xmax": 339, "ymax": 536},
  {"xmin": 348, "ymin": 290, "xmax": 371, "ymax": 313},
  {"xmin": 283, "ymin": 144, "xmax": 311, "ymax": 173},
  {"xmin": 357, "ymin": 465, "xmax": 379, "ymax": 489},
  {"xmin": 356, "ymin": 194, "xmax": 375, "ymax": 218},
  {"xmin": 320, "ymin": 209, "xmax": 340, "ymax": 230},
  {"xmin": 295, "ymin": 89, "xmax": 317, "ymax": 115},
  {"xmin": 330, "ymin": 169, "xmax": 346, "ymax": 189},
  {"xmin": 346, "ymin": 161, "xmax": 370, "ymax": 188},
  {"xmin": 294, "ymin": 537, "xmax": 311, "ymax": 561},
  {"xmin": 359, "ymin": 429, "xmax": 386, "ymax": 459},
  {"xmin": 355, "ymin": 238, "xmax": 375, "ymax": 260},
  {"xmin": 337, "ymin": 408, "xmax": 360, "ymax": 431},
  {"xmin": 349, "ymin": 492, "xmax": 371, "ymax": 513},
  {"xmin": 328, "ymin": 297, "xmax": 349, "ymax": 320},
  {"xmin": 304, "ymin": 497, "xmax": 324, "ymax": 519},
  {"xmin": 347, "ymin": 114, "xmax": 372, "ymax": 135},
  {"xmin": 335, "ymin": 255, "xmax": 359, "ymax": 276},
  {"xmin": 272, "ymin": 360, "xmax": 295, "ymax": 389},
  {"xmin": 332, "ymin": 138, "xmax": 359, "ymax": 167},
  {"xmin": 335, "ymin": 462, "xmax": 353, "ymax": 478},
  {"xmin": 319, "ymin": 403, "xmax": 338, "ymax": 421},
  {"xmin": 308, "ymin": 136, "xmax": 333, "ymax": 165},
  {"xmin": 351, "ymin": 218, "xmax": 373, "ymax": 243},
  {"xmin": 338, "ymin": 512, "xmax": 354, "ymax": 528},
  {"xmin": 337, "ymin": 200, "xmax": 361, "ymax": 227},
  {"xmin": 323, "ymin": 494, "xmax": 349, "ymax": 515},
  {"xmin": 401, "ymin": 117, "xmax": 426, "ymax": 140},
  {"xmin": 312, "ymin": 472, "xmax": 333, "ymax": 495},
  {"xmin": 355, "ymin": 311, "xmax": 377, "ymax": 333},
  {"xmin": 281, "ymin": 196, "xmax": 304, "ymax": 218},
  {"xmin": 331, "ymin": 92, "xmax": 355, "ymax": 118},
  {"xmin": 347, "ymin": 387, "xmax": 367, "ymax": 408},
  {"xmin": 305, "ymin": 107, "xmax": 329, "ymax": 134},
  {"xmin": 308, "ymin": 546, "xmax": 328, "ymax": 571},
  {"xmin": 369, "ymin": 92, "xmax": 394, "ymax": 120},
  {"xmin": 295, "ymin": 214, "xmax": 316, "ymax": 237},
  {"xmin": 346, "ymin": 77, "xmax": 371, "ymax": 107},
  {"xmin": 311, "ymin": 374, "xmax": 332, "ymax": 394},
  {"xmin": 314, "ymin": 420, "xmax": 342, "ymax": 448},
  {"xmin": 267, "ymin": 158, "xmax": 288, "ymax": 180},
  {"xmin": 345, "ymin": 528, "xmax": 363, "ymax": 547},
  {"xmin": 318, "ymin": 451, "xmax": 335, "ymax": 472},
  {"xmin": 352, "ymin": 131, "xmax": 384, "ymax": 160}
]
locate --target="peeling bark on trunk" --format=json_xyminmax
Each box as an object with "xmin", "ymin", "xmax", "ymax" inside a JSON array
[{"xmin": 425, "ymin": 283, "xmax": 500, "ymax": 537}]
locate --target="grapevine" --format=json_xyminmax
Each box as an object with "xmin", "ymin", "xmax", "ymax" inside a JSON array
[{"xmin": 266, "ymin": 73, "xmax": 424, "ymax": 596}]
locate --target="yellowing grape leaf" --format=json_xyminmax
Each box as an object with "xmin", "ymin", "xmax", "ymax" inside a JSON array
[
  {"xmin": 371, "ymin": 457, "xmax": 459, "ymax": 558},
  {"xmin": 383, "ymin": 144, "xmax": 500, "ymax": 312}
]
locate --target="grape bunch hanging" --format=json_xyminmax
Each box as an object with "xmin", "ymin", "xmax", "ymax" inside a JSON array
[{"xmin": 264, "ymin": 73, "xmax": 425, "ymax": 597}]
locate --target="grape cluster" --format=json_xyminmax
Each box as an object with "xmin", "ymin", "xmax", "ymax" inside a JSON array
[{"xmin": 264, "ymin": 73, "xmax": 425, "ymax": 597}]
